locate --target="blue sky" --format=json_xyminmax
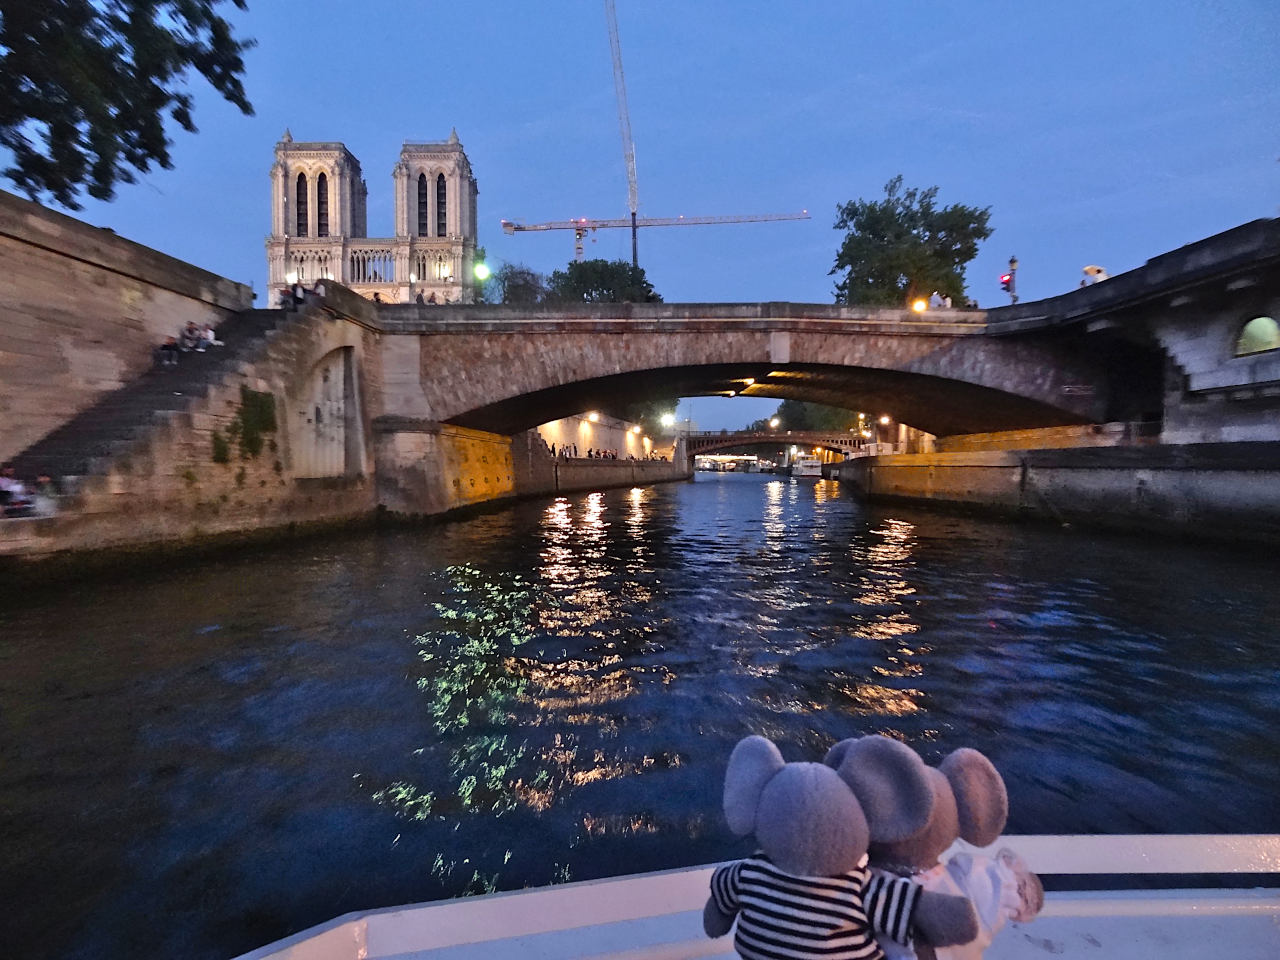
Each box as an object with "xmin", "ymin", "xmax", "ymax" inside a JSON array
[{"xmin": 17, "ymin": 1, "xmax": 1280, "ymax": 429}]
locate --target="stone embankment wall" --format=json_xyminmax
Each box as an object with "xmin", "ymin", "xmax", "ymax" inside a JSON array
[
  {"xmin": 934, "ymin": 422, "xmax": 1155, "ymax": 452},
  {"xmin": 509, "ymin": 431, "xmax": 690, "ymax": 499},
  {"xmin": 374, "ymin": 419, "xmax": 516, "ymax": 516},
  {"xmin": 535, "ymin": 412, "xmax": 664, "ymax": 460},
  {"xmin": 2, "ymin": 304, "xmax": 382, "ymax": 560},
  {"xmin": 832, "ymin": 443, "xmax": 1280, "ymax": 544},
  {"xmin": 0, "ymin": 189, "xmax": 253, "ymax": 463}
]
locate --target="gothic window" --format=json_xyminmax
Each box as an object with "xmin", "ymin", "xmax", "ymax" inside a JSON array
[
  {"xmin": 436, "ymin": 173, "xmax": 447, "ymax": 238},
  {"xmin": 316, "ymin": 173, "xmax": 329, "ymax": 237},
  {"xmin": 1236, "ymin": 316, "xmax": 1280, "ymax": 356},
  {"xmin": 295, "ymin": 173, "xmax": 308, "ymax": 236},
  {"xmin": 417, "ymin": 173, "xmax": 429, "ymax": 236}
]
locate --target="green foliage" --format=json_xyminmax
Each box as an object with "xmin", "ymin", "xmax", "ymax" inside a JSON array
[
  {"xmin": 613, "ymin": 396, "xmax": 679, "ymax": 430},
  {"xmin": 750, "ymin": 400, "xmax": 860, "ymax": 432},
  {"xmin": 0, "ymin": 0, "xmax": 255, "ymax": 208},
  {"xmin": 210, "ymin": 429, "xmax": 230, "ymax": 464},
  {"xmin": 233, "ymin": 386, "xmax": 276, "ymax": 459},
  {"xmin": 492, "ymin": 262, "xmax": 548, "ymax": 306},
  {"xmin": 545, "ymin": 259, "xmax": 662, "ymax": 304},
  {"xmin": 831, "ymin": 175, "xmax": 992, "ymax": 307}
]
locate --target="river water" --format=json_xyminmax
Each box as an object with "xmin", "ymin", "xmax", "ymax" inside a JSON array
[{"xmin": 2, "ymin": 473, "xmax": 1278, "ymax": 959}]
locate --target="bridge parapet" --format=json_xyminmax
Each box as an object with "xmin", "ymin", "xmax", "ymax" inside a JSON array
[{"xmin": 371, "ymin": 301, "xmax": 988, "ymax": 335}]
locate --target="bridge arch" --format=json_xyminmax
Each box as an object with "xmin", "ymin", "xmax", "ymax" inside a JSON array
[{"xmin": 376, "ymin": 305, "xmax": 1111, "ymax": 439}]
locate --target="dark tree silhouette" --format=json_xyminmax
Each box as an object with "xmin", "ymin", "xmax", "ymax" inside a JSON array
[
  {"xmin": 545, "ymin": 259, "xmax": 661, "ymax": 304},
  {"xmin": 0, "ymin": 0, "xmax": 255, "ymax": 208},
  {"xmin": 831, "ymin": 175, "xmax": 991, "ymax": 307}
]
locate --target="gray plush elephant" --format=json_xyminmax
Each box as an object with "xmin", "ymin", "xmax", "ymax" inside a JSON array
[
  {"xmin": 704, "ymin": 735, "xmax": 979, "ymax": 959},
  {"xmin": 825, "ymin": 736, "xmax": 1044, "ymax": 960}
]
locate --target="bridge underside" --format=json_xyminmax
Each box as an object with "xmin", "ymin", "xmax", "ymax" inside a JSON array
[{"xmin": 445, "ymin": 363, "xmax": 1090, "ymax": 437}]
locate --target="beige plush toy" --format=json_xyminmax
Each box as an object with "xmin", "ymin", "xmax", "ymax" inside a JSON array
[
  {"xmin": 704, "ymin": 735, "xmax": 980, "ymax": 960},
  {"xmin": 826, "ymin": 737, "xmax": 1044, "ymax": 960}
]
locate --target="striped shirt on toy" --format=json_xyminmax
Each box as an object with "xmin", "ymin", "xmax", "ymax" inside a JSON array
[{"xmin": 710, "ymin": 853, "xmax": 921, "ymax": 959}]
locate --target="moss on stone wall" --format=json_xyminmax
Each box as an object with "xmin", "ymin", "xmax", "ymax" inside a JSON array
[
  {"xmin": 211, "ymin": 430, "xmax": 230, "ymax": 463},
  {"xmin": 224, "ymin": 386, "xmax": 277, "ymax": 460}
]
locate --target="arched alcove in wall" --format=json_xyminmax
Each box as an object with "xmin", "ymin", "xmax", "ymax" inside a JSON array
[{"xmin": 291, "ymin": 347, "xmax": 360, "ymax": 478}]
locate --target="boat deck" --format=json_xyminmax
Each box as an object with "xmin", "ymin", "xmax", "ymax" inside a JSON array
[{"xmin": 234, "ymin": 835, "xmax": 1280, "ymax": 959}]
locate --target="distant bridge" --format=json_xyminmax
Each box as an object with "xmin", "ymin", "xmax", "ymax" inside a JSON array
[{"xmin": 684, "ymin": 430, "xmax": 866, "ymax": 457}]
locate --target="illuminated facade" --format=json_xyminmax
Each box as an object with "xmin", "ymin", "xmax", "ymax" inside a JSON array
[{"xmin": 266, "ymin": 129, "xmax": 478, "ymax": 303}]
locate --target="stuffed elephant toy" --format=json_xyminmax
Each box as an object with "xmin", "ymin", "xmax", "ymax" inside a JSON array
[
  {"xmin": 826, "ymin": 737, "xmax": 1044, "ymax": 960},
  {"xmin": 704, "ymin": 735, "xmax": 979, "ymax": 959}
]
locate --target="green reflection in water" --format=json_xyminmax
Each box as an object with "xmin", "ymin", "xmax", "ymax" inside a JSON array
[{"xmin": 372, "ymin": 565, "xmax": 556, "ymax": 819}]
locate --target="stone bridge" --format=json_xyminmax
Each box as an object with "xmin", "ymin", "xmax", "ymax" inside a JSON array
[
  {"xmin": 365, "ymin": 300, "xmax": 1116, "ymax": 438},
  {"xmin": 685, "ymin": 430, "xmax": 866, "ymax": 457}
]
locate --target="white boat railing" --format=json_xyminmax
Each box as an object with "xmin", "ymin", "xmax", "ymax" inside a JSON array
[{"xmin": 233, "ymin": 834, "xmax": 1280, "ymax": 960}]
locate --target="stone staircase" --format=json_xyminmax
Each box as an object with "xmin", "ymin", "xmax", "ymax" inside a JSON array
[{"xmin": 7, "ymin": 307, "xmax": 301, "ymax": 490}]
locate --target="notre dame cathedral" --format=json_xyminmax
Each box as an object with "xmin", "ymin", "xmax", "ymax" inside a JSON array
[{"xmin": 265, "ymin": 129, "xmax": 478, "ymax": 303}]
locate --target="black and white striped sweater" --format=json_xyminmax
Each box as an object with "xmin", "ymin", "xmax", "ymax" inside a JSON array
[{"xmin": 710, "ymin": 854, "xmax": 920, "ymax": 959}]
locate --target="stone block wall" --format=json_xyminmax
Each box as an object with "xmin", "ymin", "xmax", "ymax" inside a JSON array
[
  {"xmin": 0, "ymin": 189, "xmax": 253, "ymax": 463},
  {"xmin": 834, "ymin": 444, "xmax": 1280, "ymax": 544},
  {"xmin": 535, "ymin": 413, "xmax": 664, "ymax": 459},
  {"xmin": 1, "ymin": 306, "xmax": 382, "ymax": 559},
  {"xmin": 373, "ymin": 419, "xmax": 515, "ymax": 516},
  {"xmin": 934, "ymin": 422, "xmax": 1151, "ymax": 452}
]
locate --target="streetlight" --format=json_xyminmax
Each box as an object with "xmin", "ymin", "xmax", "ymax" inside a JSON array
[
  {"xmin": 473, "ymin": 261, "xmax": 491, "ymax": 281},
  {"xmin": 660, "ymin": 413, "xmax": 676, "ymax": 428},
  {"xmin": 911, "ymin": 298, "xmax": 928, "ymax": 313},
  {"xmin": 588, "ymin": 411, "xmax": 600, "ymax": 422},
  {"xmin": 769, "ymin": 417, "xmax": 780, "ymax": 429}
]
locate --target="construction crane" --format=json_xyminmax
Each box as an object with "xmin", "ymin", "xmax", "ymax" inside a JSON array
[
  {"xmin": 501, "ymin": 212, "xmax": 812, "ymax": 262},
  {"xmin": 605, "ymin": 0, "xmax": 640, "ymax": 266},
  {"xmin": 501, "ymin": 4, "xmax": 811, "ymax": 264}
]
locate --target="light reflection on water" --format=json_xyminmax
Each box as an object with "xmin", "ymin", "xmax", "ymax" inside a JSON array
[{"xmin": 1, "ymin": 473, "xmax": 1279, "ymax": 960}]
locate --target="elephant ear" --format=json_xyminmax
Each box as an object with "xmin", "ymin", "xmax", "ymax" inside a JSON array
[
  {"xmin": 823, "ymin": 738, "xmax": 857, "ymax": 769},
  {"xmin": 833, "ymin": 735, "xmax": 934, "ymax": 843},
  {"xmin": 939, "ymin": 748, "xmax": 1008, "ymax": 847},
  {"xmin": 724, "ymin": 736, "xmax": 785, "ymax": 836}
]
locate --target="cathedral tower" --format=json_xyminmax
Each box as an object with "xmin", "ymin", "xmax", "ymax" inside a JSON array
[{"xmin": 266, "ymin": 130, "xmax": 477, "ymax": 303}]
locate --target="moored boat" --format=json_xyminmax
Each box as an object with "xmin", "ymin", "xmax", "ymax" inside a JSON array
[{"xmin": 790, "ymin": 455, "xmax": 823, "ymax": 477}]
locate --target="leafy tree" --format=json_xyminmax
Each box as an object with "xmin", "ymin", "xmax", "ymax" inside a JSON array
[
  {"xmin": 613, "ymin": 396, "xmax": 679, "ymax": 430},
  {"xmin": 545, "ymin": 258, "xmax": 661, "ymax": 304},
  {"xmin": 773, "ymin": 399, "xmax": 859, "ymax": 431},
  {"xmin": 831, "ymin": 175, "xmax": 992, "ymax": 307},
  {"xmin": 746, "ymin": 400, "xmax": 859, "ymax": 432},
  {"xmin": 492, "ymin": 262, "xmax": 548, "ymax": 306},
  {"xmin": 0, "ymin": 0, "xmax": 255, "ymax": 208}
]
